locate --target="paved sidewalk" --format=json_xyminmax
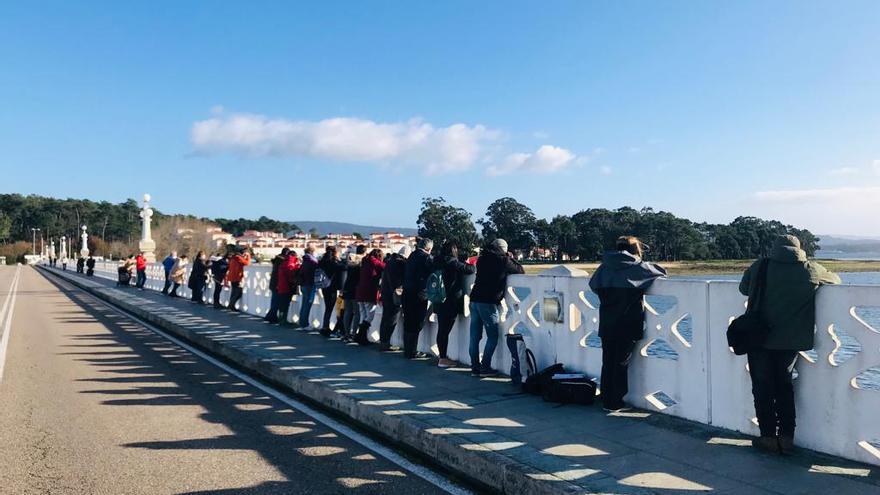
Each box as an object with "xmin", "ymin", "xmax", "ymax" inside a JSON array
[{"xmin": 41, "ymin": 266, "xmax": 880, "ymax": 494}]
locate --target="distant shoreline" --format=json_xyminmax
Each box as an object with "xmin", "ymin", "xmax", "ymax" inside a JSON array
[{"xmin": 522, "ymin": 259, "xmax": 880, "ymax": 276}]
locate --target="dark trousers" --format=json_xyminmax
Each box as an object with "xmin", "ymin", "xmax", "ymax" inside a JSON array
[
  {"xmin": 379, "ymin": 297, "xmax": 401, "ymax": 344},
  {"xmin": 435, "ymin": 301, "xmax": 459, "ymax": 359},
  {"xmin": 136, "ymin": 269, "xmax": 147, "ymax": 288},
  {"xmin": 212, "ymin": 281, "xmax": 224, "ymax": 307},
  {"xmin": 228, "ymin": 281, "xmax": 243, "ymax": 311},
  {"xmin": 321, "ymin": 288, "xmax": 338, "ymax": 329},
  {"xmin": 402, "ymin": 292, "xmax": 428, "ymax": 357},
  {"xmin": 748, "ymin": 349, "xmax": 798, "ymax": 437},
  {"xmin": 170, "ymin": 282, "xmax": 181, "ymax": 297},
  {"xmin": 162, "ymin": 274, "xmax": 172, "ymax": 294},
  {"xmin": 190, "ymin": 281, "xmax": 205, "ymax": 302},
  {"xmin": 277, "ymin": 292, "xmax": 293, "ymax": 323},
  {"xmin": 265, "ymin": 290, "xmax": 280, "ymax": 322},
  {"xmin": 600, "ymin": 338, "xmax": 636, "ymax": 409}
]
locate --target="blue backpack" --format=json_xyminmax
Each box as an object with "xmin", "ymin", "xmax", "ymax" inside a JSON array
[{"xmin": 426, "ymin": 270, "xmax": 446, "ymax": 304}]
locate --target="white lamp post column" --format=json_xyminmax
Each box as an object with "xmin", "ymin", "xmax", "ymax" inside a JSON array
[
  {"xmin": 138, "ymin": 193, "xmax": 156, "ymax": 262},
  {"xmin": 80, "ymin": 225, "xmax": 90, "ymax": 258}
]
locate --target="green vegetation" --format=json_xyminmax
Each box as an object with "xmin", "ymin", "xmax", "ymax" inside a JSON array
[{"xmin": 418, "ymin": 196, "xmax": 821, "ymax": 261}]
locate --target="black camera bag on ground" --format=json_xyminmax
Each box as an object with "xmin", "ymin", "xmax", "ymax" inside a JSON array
[
  {"xmin": 727, "ymin": 258, "xmax": 772, "ymax": 355},
  {"xmin": 542, "ymin": 375, "xmax": 597, "ymax": 405},
  {"xmin": 523, "ymin": 363, "xmax": 565, "ymax": 395}
]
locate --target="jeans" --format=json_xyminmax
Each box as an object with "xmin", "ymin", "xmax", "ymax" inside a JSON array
[
  {"xmin": 379, "ymin": 296, "xmax": 401, "ymax": 344},
  {"xmin": 600, "ymin": 338, "xmax": 637, "ymax": 409},
  {"xmin": 212, "ymin": 281, "xmax": 224, "ymax": 307},
  {"xmin": 436, "ymin": 299, "xmax": 461, "ymax": 359},
  {"xmin": 228, "ymin": 281, "xmax": 243, "ymax": 311},
  {"xmin": 358, "ymin": 302, "xmax": 377, "ymax": 324},
  {"xmin": 469, "ymin": 302, "xmax": 501, "ymax": 371},
  {"xmin": 321, "ymin": 288, "xmax": 338, "ymax": 329},
  {"xmin": 343, "ymin": 299, "xmax": 361, "ymax": 336},
  {"xmin": 136, "ymin": 269, "xmax": 147, "ymax": 289},
  {"xmin": 748, "ymin": 349, "xmax": 798, "ymax": 437},
  {"xmin": 298, "ymin": 285, "xmax": 316, "ymax": 328},
  {"xmin": 402, "ymin": 292, "xmax": 429, "ymax": 357}
]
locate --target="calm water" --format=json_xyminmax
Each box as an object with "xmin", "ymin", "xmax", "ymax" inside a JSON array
[{"xmin": 512, "ymin": 272, "xmax": 880, "ymax": 390}]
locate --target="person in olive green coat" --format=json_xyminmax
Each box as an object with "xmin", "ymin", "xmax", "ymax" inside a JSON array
[{"xmin": 738, "ymin": 234, "xmax": 840, "ymax": 454}]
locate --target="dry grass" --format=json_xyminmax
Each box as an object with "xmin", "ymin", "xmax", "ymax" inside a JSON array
[{"xmin": 522, "ymin": 259, "xmax": 880, "ymax": 276}]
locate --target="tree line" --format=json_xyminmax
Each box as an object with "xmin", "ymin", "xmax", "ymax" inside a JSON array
[
  {"xmin": 0, "ymin": 194, "xmax": 299, "ymax": 263},
  {"xmin": 416, "ymin": 197, "xmax": 820, "ymax": 261}
]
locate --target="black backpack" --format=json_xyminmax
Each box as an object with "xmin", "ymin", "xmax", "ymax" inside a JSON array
[
  {"xmin": 523, "ymin": 363, "xmax": 565, "ymax": 395},
  {"xmin": 542, "ymin": 374, "xmax": 597, "ymax": 405},
  {"xmin": 727, "ymin": 259, "xmax": 772, "ymax": 355}
]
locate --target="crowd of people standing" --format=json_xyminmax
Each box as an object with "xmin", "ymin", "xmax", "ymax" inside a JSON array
[{"xmin": 135, "ymin": 238, "xmax": 525, "ymax": 377}]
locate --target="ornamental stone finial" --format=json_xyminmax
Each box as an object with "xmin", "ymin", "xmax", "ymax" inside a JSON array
[
  {"xmin": 138, "ymin": 193, "xmax": 156, "ymax": 262},
  {"xmin": 80, "ymin": 225, "xmax": 90, "ymax": 258}
]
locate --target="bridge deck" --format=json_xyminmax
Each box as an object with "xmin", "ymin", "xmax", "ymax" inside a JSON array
[{"xmin": 43, "ymin": 266, "xmax": 880, "ymax": 494}]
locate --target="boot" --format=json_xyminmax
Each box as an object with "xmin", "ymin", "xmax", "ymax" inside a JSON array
[
  {"xmin": 778, "ymin": 436, "xmax": 794, "ymax": 455},
  {"xmin": 355, "ymin": 322, "xmax": 372, "ymax": 345},
  {"xmin": 754, "ymin": 436, "xmax": 780, "ymax": 454}
]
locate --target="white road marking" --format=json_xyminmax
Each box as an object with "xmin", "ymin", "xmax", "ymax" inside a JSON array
[
  {"xmin": 0, "ymin": 265, "xmax": 22, "ymax": 383},
  {"xmin": 51, "ymin": 273, "xmax": 474, "ymax": 495}
]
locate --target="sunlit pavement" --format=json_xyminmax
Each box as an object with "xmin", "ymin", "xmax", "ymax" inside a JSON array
[{"xmin": 33, "ymin": 265, "xmax": 880, "ymax": 494}]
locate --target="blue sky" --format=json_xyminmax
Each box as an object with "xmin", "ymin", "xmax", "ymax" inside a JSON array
[{"xmin": 2, "ymin": 2, "xmax": 879, "ymax": 235}]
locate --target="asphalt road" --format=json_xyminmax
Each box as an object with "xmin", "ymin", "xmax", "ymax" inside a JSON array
[{"xmin": 0, "ymin": 266, "xmax": 462, "ymax": 495}]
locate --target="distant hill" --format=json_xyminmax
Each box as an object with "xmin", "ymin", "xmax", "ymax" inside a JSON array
[
  {"xmin": 290, "ymin": 221, "xmax": 417, "ymax": 236},
  {"xmin": 818, "ymin": 235, "xmax": 880, "ymax": 255}
]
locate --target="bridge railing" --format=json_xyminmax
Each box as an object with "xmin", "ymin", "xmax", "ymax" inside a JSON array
[{"xmin": 63, "ymin": 259, "xmax": 880, "ymax": 466}]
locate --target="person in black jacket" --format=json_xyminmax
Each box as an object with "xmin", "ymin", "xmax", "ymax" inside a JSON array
[
  {"xmin": 340, "ymin": 245, "xmax": 366, "ymax": 342},
  {"xmin": 85, "ymin": 256, "xmax": 96, "ymax": 276},
  {"xmin": 468, "ymin": 239, "xmax": 524, "ymax": 376},
  {"xmin": 210, "ymin": 252, "xmax": 230, "ymax": 309},
  {"xmin": 402, "ymin": 238, "xmax": 434, "ymax": 359},
  {"xmin": 318, "ymin": 245, "xmax": 346, "ymax": 336},
  {"xmin": 188, "ymin": 251, "xmax": 209, "ymax": 303},
  {"xmin": 378, "ymin": 246, "xmax": 409, "ymax": 351},
  {"xmin": 588, "ymin": 236, "xmax": 666, "ymax": 412},
  {"xmin": 435, "ymin": 242, "xmax": 476, "ymax": 368},
  {"xmin": 264, "ymin": 248, "xmax": 290, "ymax": 323}
]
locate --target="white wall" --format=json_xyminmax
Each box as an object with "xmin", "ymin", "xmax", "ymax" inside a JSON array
[{"xmin": 72, "ymin": 260, "xmax": 880, "ymax": 467}]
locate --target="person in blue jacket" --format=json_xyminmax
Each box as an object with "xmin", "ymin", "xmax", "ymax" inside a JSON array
[{"xmin": 161, "ymin": 251, "xmax": 178, "ymax": 295}]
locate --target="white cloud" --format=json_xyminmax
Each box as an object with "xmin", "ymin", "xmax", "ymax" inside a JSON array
[
  {"xmin": 599, "ymin": 165, "xmax": 613, "ymax": 176},
  {"xmin": 873, "ymin": 159, "xmax": 880, "ymax": 175},
  {"xmin": 191, "ymin": 112, "xmax": 500, "ymax": 175},
  {"xmin": 487, "ymin": 145, "xmax": 576, "ymax": 176},
  {"xmin": 749, "ymin": 186, "xmax": 880, "ymax": 236},
  {"xmin": 829, "ymin": 167, "xmax": 859, "ymax": 176},
  {"xmin": 754, "ymin": 186, "xmax": 880, "ymax": 204}
]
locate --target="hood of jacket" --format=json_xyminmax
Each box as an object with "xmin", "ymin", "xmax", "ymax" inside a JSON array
[
  {"xmin": 770, "ymin": 235, "xmax": 807, "ymax": 263},
  {"xmin": 590, "ymin": 251, "xmax": 666, "ymax": 289}
]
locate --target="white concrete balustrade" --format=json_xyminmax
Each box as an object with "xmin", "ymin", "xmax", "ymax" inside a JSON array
[{"xmin": 74, "ymin": 260, "xmax": 880, "ymax": 467}]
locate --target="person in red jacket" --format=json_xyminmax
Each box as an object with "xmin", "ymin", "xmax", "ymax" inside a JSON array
[
  {"xmin": 354, "ymin": 248, "xmax": 386, "ymax": 345},
  {"xmin": 224, "ymin": 249, "xmax": 251, "ymax": 311},
  {"xmin": 135, "ymin": 252, "xmax": 148, "ymax": 289},
  {"xmin": 275, "ymin": 251, "xmax": 301, "ymax": 325}
]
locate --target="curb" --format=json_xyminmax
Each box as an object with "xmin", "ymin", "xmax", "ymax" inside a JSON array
[{"xmin": 40, "ymin": 267, "xmax": 588, "ymax": 495}]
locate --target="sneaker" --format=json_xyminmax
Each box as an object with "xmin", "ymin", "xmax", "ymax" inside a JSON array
[
  {"xmin": 437, "ymin": 358, "xmax": 456, "ymax": 368},
  {"xmin": 408, "ymin": 351, "xmax": 430, "ymax": 360},
  {"xmin": 603, "ymin": 405, "xmax": 632, "ymax": 413},
  {"xmin": 379, "ymin": 343, "xmax": 400, "ymax": 352},
  {"xmin": 477, "ymin": 366, "xmax": 499, "ymax": 377}
]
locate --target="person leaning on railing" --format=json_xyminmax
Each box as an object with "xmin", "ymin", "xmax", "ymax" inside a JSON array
[
  {"xmin": 738, "ymin": 234, "xmax": 840, "ymax": 455},
  {"xmin": 225, "ymin": 248, "xmax": 251, "ymax": 311},
  {"xmin": 589, "ymin": 236, "xmax": 666, "ymax": 412}
]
